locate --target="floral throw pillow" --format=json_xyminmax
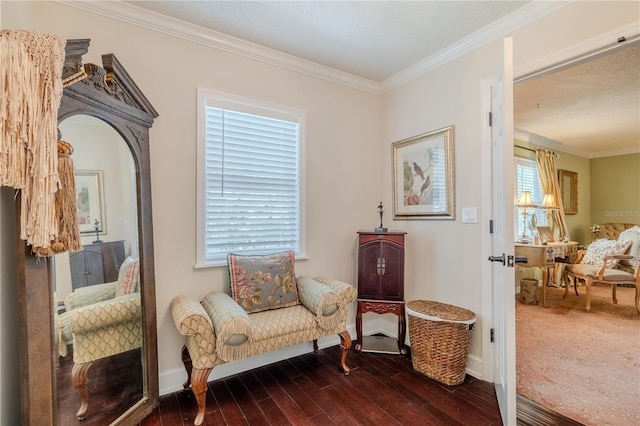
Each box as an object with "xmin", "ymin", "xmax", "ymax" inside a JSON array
[
  {"xmin": 582, "ymin": 238, "xmax": 632, "ymax": 268},
  {"xmin": 228, "ymin": 251, "xmax": 300, "ymax": 313}
]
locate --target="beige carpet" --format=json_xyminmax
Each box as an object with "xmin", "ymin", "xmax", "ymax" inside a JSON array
[{"xmin": 516, "ymin": 284, "xmax": 640, "ymax": 426}]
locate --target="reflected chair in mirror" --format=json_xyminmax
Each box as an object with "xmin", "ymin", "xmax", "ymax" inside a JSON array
[
  {"xmin": 56, "ymin": 257, "xmax": 142, "ymax": 420},
  {"xmin": 564, "ymin": 226, "xmax": 640, "ymax": 313}
]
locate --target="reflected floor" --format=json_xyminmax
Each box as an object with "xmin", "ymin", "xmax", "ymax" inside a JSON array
[{"xmin": 57, "ymin": 347, "xmax": 143, "ymax": 425}]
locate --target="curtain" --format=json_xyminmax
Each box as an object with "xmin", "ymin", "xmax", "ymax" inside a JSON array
[
  {"xmin": 535, "ymin": 149, "xmax": 568, "ymax": 240},
  {"xmin": 535, "ymin": 149, "xmax": 571, "ymax": 286}
]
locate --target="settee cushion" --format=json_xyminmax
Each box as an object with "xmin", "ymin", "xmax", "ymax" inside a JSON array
[
  {"xmin": 581, "ymin": 238, "xmax": 632, "ymax": 268},
  {"xmin": 228, "ymin": 251, "xmax": 300, "ymax": 313}
]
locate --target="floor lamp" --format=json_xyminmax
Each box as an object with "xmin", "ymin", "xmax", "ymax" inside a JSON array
[{"xmin": 516, "ymin": 191, "xmax": 537, "ymax": 243}]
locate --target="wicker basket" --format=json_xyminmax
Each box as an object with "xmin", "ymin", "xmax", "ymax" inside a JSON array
[
  {"xmin": 406, "ymin": 300, "xmax": 476, "ymax": 386},
  {"xmin": 519, "ymin": 278, "xmax": 539, "ymax": 305}
]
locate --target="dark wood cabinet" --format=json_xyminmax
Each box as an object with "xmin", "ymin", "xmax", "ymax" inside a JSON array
[
  {"xmin": 356, "ymin": 231, "xmax": 406, "ymax": 355},
  {"xmin": 357, "ymin": 232, "xmax": 405, "ymax": 300},
  {"xmin": 70, "ymin": 240, "xmax": 125, "ymax": 290}
]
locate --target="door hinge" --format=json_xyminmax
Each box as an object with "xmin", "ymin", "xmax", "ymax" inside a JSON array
[
  {"xmin": 490, "ymin": 328, "xmax": 495, "ymax": 342},
  {"xmin": 489, "ymin": 219, "xmax": 494, "ymax": 234},
  {"xmin": 489, "ymin": 112, "xmax": 493, "ymax": 127}
]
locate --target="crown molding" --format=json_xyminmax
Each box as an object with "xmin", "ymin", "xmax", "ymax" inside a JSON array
[
  {"xmin": 58, "ymin": 0, "xmax": 574, "ymax": 95},
  {"xmin": 514, "ymin": 128, "xmax": 640, "ymax": 159},
  {"xmin": 380, "ymin": 1, "xmax": 571, "ymax": 93},
  {"xmin": 57, "ymin": 0, "xmax": 382, "ymax": 94},
  {"xmin": 514, "ymin": 128, "xmax": 590, "ymax": 158}
]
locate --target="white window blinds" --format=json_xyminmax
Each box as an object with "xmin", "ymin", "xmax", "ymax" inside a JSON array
[
  {"xmin": 197, "ymin": 89, "xmax": 304, "ymax": 266},
  {"xmin": 515, "ymin": 157, "xmax": 545, "ymax": 237}
]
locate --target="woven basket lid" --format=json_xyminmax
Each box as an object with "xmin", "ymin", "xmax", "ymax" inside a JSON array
[{"xmin": 407, "ymin": 300, "xmax": 476, "ymax": 323}]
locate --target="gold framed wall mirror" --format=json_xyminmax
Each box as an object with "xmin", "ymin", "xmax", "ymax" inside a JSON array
[
  {"xmin": 558, "ymin": 169, "xmax": 578, "ymax": 215},
  {"xmin": 17, "ymin": 39, "xmax": 159, "ymax": 425}
]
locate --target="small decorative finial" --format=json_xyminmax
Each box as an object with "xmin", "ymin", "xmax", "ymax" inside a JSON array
[
  {"xmin": 375, "ymin": 202, "xmax": 387, "ymax": 233},
  {"xmin": 93, "ymin": 219, "xmax": 103, "ymax": 244}
]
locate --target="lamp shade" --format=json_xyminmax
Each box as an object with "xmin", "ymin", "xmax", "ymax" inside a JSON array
[
  {"xmin": 517, "ymin": 191, "xmax": 536, "ymax": 208},
  {"xmin": 540, "ymin": 194, "xmax": 557, "ymax": 210}
]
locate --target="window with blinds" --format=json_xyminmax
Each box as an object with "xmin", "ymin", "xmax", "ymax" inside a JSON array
[
  {"xmin": 196, "ymin": 88, "xmax": 305, "ymax": 266},
  {"xmin": 515, "ymin": 157, "xmax": 545, "ymax": 238}
]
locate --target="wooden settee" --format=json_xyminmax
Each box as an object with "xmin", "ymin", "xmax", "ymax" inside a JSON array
[{"xmin": 170, "ymin": 273, "xmax": 356, "ymax": 426}]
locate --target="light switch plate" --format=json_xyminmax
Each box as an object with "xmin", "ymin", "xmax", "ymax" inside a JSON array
[{"xmin": 462, "ymin": 207, "xmax": 477, "ymax": 224}]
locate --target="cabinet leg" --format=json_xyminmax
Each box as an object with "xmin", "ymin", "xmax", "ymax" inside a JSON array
[
  {"xmin": 355, "ymin": 304, "xmax": 363, "ymax": 352},
  {"xmin": 398, "ymin": 304, "xmax": 407, "ymax": 356}
]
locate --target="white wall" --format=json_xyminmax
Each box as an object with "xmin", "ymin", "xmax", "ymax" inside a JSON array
[{"xmin": 1, "ymin": 0, "xmax": 637, "ymax": 409}]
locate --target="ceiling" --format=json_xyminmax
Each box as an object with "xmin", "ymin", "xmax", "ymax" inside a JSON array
[
  {"xmin": 514, "ymin": 41, "xmax": 640, "ymax": 159},
  {"xmin": 126, "ymin": 0, "xmax": 531, "ymax": 82},
  {"xmin": 118, "ymin": 1, "xmax": 639, "ymax": 158}
]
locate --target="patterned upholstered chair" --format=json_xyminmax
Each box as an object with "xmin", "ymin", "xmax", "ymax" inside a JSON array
[
  {"xmin": 171, "ymin": 251, "xmax": 356, "ymax": 426},
  {"xmin": 56, "ymin": 256, "xmax": 141, "ymax": 420},
  {"xmin": 564, "ymin": 226, "xmax": 640, "ymax": 313}
]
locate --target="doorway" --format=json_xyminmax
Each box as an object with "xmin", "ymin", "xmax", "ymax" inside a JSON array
[{"xmin": 513, "ymin": 39, "xmax": 640, "ymax": 423}]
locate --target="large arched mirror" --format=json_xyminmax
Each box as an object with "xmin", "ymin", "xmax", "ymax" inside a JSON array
[{"xmin": 18, "ymin": 39, "xmax": 159, "ymax": 425}]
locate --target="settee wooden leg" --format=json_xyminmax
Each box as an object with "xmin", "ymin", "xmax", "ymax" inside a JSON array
[
  {"xmin": 313, "ymin": 339, "xmax": 318, "ymax": 352},
  {"xmin": 338, "ymin": 330, "xmax": 351, "ymax": 376},
  {"xmin": 72, "ymin": 361, "xmax": 94, "ymax": 420},
  {"xmin": 191, "ymin": 367, "xmax": 212, "ymax": 426},
  {"xmin": 181, "ymin": 345, "xmax": 193, "ymax": 389}
]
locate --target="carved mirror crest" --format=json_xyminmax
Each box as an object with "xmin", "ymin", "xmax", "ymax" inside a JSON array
[{"xmin": 18, "ymin": 39, "xmax": 159, "ymax": 425}]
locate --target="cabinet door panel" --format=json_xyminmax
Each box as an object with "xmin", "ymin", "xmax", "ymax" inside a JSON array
[
  {"xmin": 70, "ymin": 250, "xmax": 105, "ymax": 289},
  {"xmin": 381, "ymin": 243, "xmax": 404, "ymax": 300},
  {"xmin": 358, "ymin": 242, "xmax": 381, "ymax": 299}
]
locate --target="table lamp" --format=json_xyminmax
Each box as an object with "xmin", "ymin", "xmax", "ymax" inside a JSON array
[
  {"xmin": 516, "ymin": 191, "xmax": 537, "ymax": 243},
  {"xmin": 540, "ymin": 193, "xmax": 558, "ymax": 241},
  {"xmin": 540, "ymin": 194, "xmax": 557, "ymax": 223}
]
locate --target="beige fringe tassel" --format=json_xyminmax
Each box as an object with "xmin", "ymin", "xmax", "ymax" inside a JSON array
[
  {"xmin": 215, "ymin": 315, "xmax": 254, "ymax": 363},
  {"xmin": 0, "ymin": 30, "xmax": 66, "ymax": 250},
  {"xmin": 33, "ymin": 140, "xmax": 82, "ymax": 257}
]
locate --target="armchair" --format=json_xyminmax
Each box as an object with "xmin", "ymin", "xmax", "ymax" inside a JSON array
[
  {"xmin": 564, "ymin": 226, "xmax": 640, "ymax": 313},
  {"xmin": 56, "ymin": 256, "xmax": 141, "ymax": 420}
]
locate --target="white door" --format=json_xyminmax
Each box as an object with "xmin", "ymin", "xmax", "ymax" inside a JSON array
[{"xmin": 489, "ymin": 37, "xmax": 516, "ymax": 425}]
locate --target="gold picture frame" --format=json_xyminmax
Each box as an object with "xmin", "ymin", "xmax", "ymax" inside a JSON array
[
  {"xmin": 537, "ymin": 226, "xmax": 553, "ymax": 243},
  {"xmin": 392, "ymin": 126, "xmax": 455, "ymax": 220},
  {"xmin": 558, "ymin": 169, "xmax": 578, "ymax": 215},
  {"xmin": 75, "ymin": 170, "xmax": 106, "ymax": 234}
]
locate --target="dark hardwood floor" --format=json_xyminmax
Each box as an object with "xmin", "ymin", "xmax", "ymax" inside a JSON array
[
  {"xmin": 56, "ymin": 342, "xmax": 584, "ymax": 425},
  {"xmin": 57, "ymin": 347, "xmax": 143, "ymax": 425},
  {"xmin": 140, "ymin": 345, "xmax": 504, "ymax": 426}
]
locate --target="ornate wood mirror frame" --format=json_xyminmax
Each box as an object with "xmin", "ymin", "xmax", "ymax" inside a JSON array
[{"xmin": 17, "ymin": 39, "xmax": 159, "ymax": 425}]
